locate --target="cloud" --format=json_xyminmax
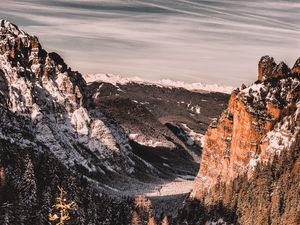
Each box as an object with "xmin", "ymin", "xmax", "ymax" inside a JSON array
[{"xmin": 0, "ymin": 0, "xmax": 299, "ymax": 86}]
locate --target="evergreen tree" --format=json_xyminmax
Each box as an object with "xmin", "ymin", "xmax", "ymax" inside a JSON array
[
  {"xmin": 1, "ymin": 202, "xmax": 13, "ymax": 225},
  {"xmin": 17, "ymin": 154, "xmax": 37, "ymax": 224},
  {"xmin": 49, "ymin": 186, "xmax": 75, "ymax": 225},
  {"xmin": 131, "ymin": 211, "xmax": 142, "ymax": 225},
  {"xmin": 19, "ymin": 155, "xmax": 37, "ymax": 208},
  {"xmin": 37, "ymin": 188, "xmax": 52, "ymax": 224},
  {"xmin": 161, "ymin": 216, "xmax": 169, "ymax": 225},
  {"xmin": 147, "ymin": 216, "xmax": 157, "ymax": 225}
]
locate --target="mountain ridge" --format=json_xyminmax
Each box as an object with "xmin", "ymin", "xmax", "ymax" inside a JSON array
[{"xmin": 84, "ymin": 73, "xmax": 234, "ymax": 94}]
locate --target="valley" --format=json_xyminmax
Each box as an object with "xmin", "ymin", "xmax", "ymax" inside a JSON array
[{"xmin": 0, "ymin": 19, "xmax": 299, "ymax": 225}]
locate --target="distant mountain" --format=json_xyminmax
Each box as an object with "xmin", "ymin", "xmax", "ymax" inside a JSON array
[
  {"xmin": 85, "ymin": 74, "xmax": 229, "ymax": 161},
  {"xmin": 84, "ymin": 73, "xmax": 234, "ymax": 94}
]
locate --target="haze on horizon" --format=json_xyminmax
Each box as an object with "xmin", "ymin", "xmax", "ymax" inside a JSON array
[{"xmin": 1, "ymin": 0, "xmax": 299, "ymax": 86}]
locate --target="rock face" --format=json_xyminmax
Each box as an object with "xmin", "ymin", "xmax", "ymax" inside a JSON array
[
  {"xmin": 292, "ymin": 57, "xmax": 300, "ymax": 74},
  {"xmin": 258, "ymin": 55, "xmax": 292, "ymax": 81},
  {"xmin": 0, "ymin": 19, "xmax": 142, "ymax": 224},
  {"xmin": 0, "ymin": 19, "xmax": 144, "ymax": 179},
  {"xmin": 190, "ymin": 57, "xmax": 300, "ymax": 224},
  {"xmin": 258, "ymin": 56, "xmax": 277, "ymax": 81},
  {"xmin": 272, "ymin": 62, "xmax": 291, "ymax": 78}
]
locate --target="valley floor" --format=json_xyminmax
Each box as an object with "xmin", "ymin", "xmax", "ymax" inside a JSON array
[
  {"xmin": 145, "ymin": 177, "xmax": 194, "ymax": 197},
  {"xmin": 110, "ymin": 175, "xmax": 195, "ymax": 198}
]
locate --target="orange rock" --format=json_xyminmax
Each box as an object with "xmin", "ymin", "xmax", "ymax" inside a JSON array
[
  {"xmin": 258, "ymin": 56, "xmax": 276, "ymax": 81},
  {"xmin": 191, "ymin": 57, "xmax": 300, "ymax": 199},
  {"xmin": 292, "ymin": 57, "xmax": 300, "ymax": 74}
]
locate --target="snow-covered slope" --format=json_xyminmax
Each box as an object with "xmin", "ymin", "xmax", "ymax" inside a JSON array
[
  {"xmin": 0, "ymin": 19, "xmax": 163, "ymax": 186},
  {"xmin": 84, "ymin": 73, "xmax": 234, "ymax": 94}
]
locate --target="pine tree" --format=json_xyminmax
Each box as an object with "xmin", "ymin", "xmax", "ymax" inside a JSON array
[
  {"xmin": 147, "ymin": 216, "xmax": 157, "ymax": 225},
  {"xmin": 1, "ymin": 202, "xmax": 13, "ymax": 225},
  {"xmin": 131, "ymin": 211, "xmax": 142, "ymax": 225},
  {"xmin": 161, "ymin": 216, "xmax": 169, "ymax": 225},
  {"xmin": 37, "ymin": 188, "xmax": 52, "ymax": 224},
  {"xmin": 17, "ymin": 155, "xmax": 37, "ymax": 224},
  {"xmin": 20, "ymin": 155, "xmax": 37, "ymax": 208},
  {"xmin": 49, "ymin": 186, "xmax": 75, "ymax": 225}
]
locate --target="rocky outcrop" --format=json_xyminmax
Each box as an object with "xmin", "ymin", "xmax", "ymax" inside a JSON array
[
  {"xmin": 258, "ymin": 56, "xmax": 277, "ymax": 81},
  {"xmin": 272, "ymin": 62, "xmax": 291, "ymax": 78},
  {"xmin": 190, "ymin": 57, "xmax": 300, "ymax": 224},
  {"xmin": 292, "ymin": 57, "xmax": 300, "ymax": 74},
  {"xmin": 258, "ymin": 55, "xmax": 291, "ymax": 81}
]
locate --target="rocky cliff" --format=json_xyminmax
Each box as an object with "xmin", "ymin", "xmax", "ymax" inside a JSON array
[
  {"xmin": 0, "ymin": 19, "xmax": 142, "ymax": 224},
  {"xmin": 186, "ymin": 56, "xmax": 300, "ymax": 225},
  {"xmin": 0, "ymin": 19, "xmax": 142, "ymax": 178}
]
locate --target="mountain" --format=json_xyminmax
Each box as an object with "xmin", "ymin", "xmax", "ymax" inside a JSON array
[
  {"xmin": 0, "ymin": 19, "xmax": 144, "ymax": 184},
  {"xmin": 0, "ymin": 19, "xmax": 139, "ymax": 225},
  {"xmin": 1, "ymin": 19, "xmax": 299, "ymax": 225},
  {"xmin": 175, "ymin": 56, "xmax": 300, "ymax": 225},
  {"xmin": 0, "ymin": 20, "xmax": 230, "ymax": 224}
]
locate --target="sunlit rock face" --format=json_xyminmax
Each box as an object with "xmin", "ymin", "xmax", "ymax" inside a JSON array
[
  {"xmin": 258, "ymin": 55, "xmax": 292, "ymax": 81},
  {"xmin": 258, "ymin": 56, "xmax": 277, "ymax": 81},
  {"xmin": 0, "ymin": 19, "xmax": 85, "ymax": 112},
  {"xmin": 192, "ymin": 56, "xmax": 300, "ymax": 199},
  {"xmin": 292, "ymin": 57, "xmax": 300, "ymax": 74},
  {"xmin": 272, "ymin": 62, "xmax": 291, "ymax": 78}
]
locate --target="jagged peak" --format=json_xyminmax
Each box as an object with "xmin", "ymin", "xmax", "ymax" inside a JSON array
[
  {"xmin": 257, "ymin": 56, "xmax": 297, "ymax": 81},
  {"xmin": 0, "ymin": 20, "xmax": 87, "ymax": 112},
  {"xmin": 259, "ymin": 55, "xmax": 275, "ymax": 64},
  {"xmin": 292, "ymin": 57, "xmax": 300, "ymax": 74},
  {"xmin": 258, "ymin": 55, "xmax": 277, "ymax": 81},
  {"xmin": 293, "ymin": 57, "xmax": 300, "ymax": 67},
  {"xmin": 272, "ymin": 61, "xmax": 291, "ymax": 78},
  {"xmin": 276, "ymin": 61, "xmax": 289, "ymax": 68},
  {"xmin": 0, "ymin": 19, "xmax": 27, "ymax": 37},
  {"xmin": 0, "ymin": 19, "xmax": 40, "ymax": 59}
]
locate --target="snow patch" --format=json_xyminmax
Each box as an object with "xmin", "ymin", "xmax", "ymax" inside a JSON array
[
  {"xmin": 182, "ymin": 123, "xmax": 205, "ymax": 147},
  {"xmin": 206, "ymin": 218, "xmax": 233, "ymax": 225},
  {"xmin": 71, "ymin": 107, "xmax": 90, "ymax": 135}
]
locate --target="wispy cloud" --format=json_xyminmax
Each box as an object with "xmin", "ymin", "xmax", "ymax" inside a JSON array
[{"xmin": 1, "ymin": 0, "xmax": 299, "ymax": 86}]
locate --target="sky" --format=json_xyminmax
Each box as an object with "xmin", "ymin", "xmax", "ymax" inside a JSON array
[{"xmin": 0, "ymin": 0, "xmax": 300, "ymax": 86}]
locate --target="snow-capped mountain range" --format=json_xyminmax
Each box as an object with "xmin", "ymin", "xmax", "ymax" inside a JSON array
[{"xmin": 84, "ymin": 73, "xmax": 234, "ymax": 94}]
